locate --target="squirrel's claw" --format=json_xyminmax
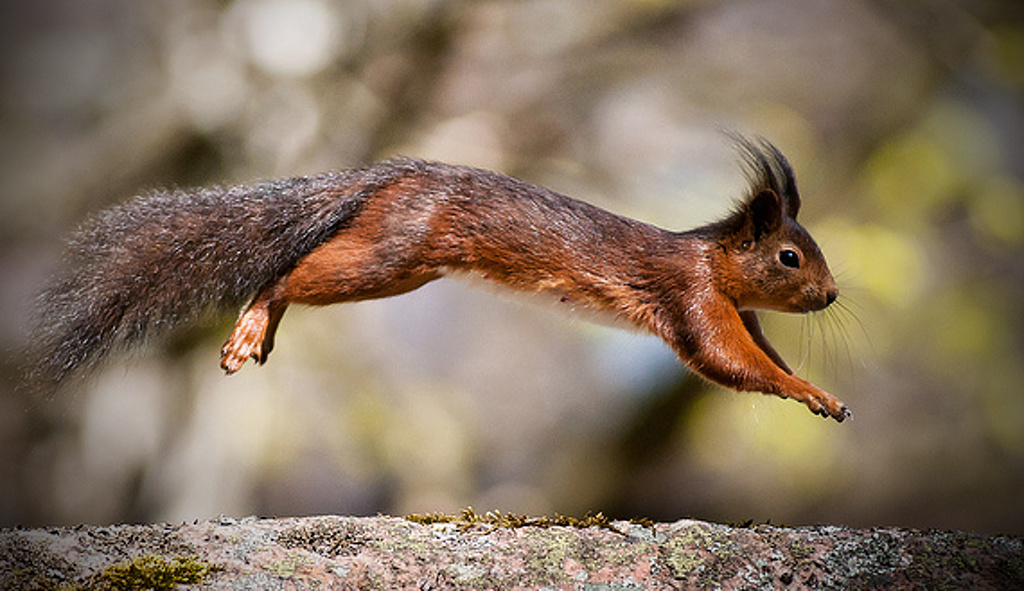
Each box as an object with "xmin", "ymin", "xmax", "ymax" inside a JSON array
[{"xmin": 817, "ymin": 401, "xmax": 851, "ymax": 423}]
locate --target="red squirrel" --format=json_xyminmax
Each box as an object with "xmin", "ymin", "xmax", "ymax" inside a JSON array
[{"xmin": 30, "ymin": 136, "xmax": 849, "ymax": 421}]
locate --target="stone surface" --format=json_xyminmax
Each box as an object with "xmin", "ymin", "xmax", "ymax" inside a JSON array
[{"xmin": 2, "ymin": 514, "xmax": 1022, "ymax": 589}]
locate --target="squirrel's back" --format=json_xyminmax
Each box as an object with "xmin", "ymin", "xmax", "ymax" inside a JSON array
[{"xmin": 28, "ymin": 160, "xmax": 424, "ymax": 393}]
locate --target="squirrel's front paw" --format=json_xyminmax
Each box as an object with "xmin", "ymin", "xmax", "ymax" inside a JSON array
[
  {"xmin": 790, "ymin": 378, "xmax": 851, "ymax": 423},
  {"xmin": 809, "ymin": 398, "xmax": 852, "ymax": 422},
  {"xmin": 810, "ymin": 391, "xmax": 851, "ymax": 423}
]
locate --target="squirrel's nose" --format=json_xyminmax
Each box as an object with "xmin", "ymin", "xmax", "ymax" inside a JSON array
[{"xmin": 825, "ymin": 288, "xmax": 838, "ymax": 306}]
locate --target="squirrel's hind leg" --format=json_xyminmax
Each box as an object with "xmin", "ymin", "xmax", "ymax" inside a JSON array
[
  {"xmin": 219, "ymin": 225, "xmax": 444, "ymax": 374},
  {"xmin": 221, "ymin": 281, "xmax": 289, "ymax": 374}
]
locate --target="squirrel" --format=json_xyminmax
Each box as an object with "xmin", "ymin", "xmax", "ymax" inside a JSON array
[{"xmin": 28, "ymin": 136, "xmax": 849, "ymax": 422}]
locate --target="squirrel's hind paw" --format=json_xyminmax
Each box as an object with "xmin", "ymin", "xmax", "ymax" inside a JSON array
[
  {"xmin": 220, "ymin": 340, "xmax": 257, "ymax": 374},
  {"xmin": 220, "ymin": 306, "xmax": 272, "ymax": 374}
]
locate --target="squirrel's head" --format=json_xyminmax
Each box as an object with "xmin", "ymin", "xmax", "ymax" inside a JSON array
[{"xmin": 713, "ymin": 137, "xmax": 838, "ymax": 313}]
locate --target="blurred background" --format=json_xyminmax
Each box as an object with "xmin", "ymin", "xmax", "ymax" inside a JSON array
[{"xmin": 2, "ymin": 0, "xmax": 1023, "ymax": 535}]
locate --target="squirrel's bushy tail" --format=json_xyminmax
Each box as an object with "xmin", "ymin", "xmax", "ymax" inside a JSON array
[{"xmin": 28, "ymin": 161, "xmax": 414, "ymax": 394}]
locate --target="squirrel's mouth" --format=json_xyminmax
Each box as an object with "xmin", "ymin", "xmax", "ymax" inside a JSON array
[
  {"xmin": 801, "ymin": 289, "xmax": 838, "ymax": 313},
  {"xmin": 785, "ymin": 287, "xmax": 837, "ymax": 314}
]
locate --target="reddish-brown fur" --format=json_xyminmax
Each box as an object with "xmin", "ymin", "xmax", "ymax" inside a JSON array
[{"xmin": 220, "ymin": 145, "xmax": 848, "ymax": 421}]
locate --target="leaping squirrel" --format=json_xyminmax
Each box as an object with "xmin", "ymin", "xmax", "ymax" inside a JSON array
[{"xmin": 29, "ymin": 136, "xmax": 849, "ymax": 421}]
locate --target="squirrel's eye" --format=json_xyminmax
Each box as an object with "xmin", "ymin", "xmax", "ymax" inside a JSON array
[{"xmin": 779, "ymin": 249, "xmax": 800, "ymax": 268}]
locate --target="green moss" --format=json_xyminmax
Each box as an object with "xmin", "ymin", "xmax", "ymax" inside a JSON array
[
  {"xmin": 403, "ymin": 506, "xmax": 650, "ymax": 534},
  {"xmin": 93, "ymin": 554, "xmax": 217, "ymax": 590},
  {"xmin": 403, "ymin": 507, "xmax": 656, "ymax": 588}
]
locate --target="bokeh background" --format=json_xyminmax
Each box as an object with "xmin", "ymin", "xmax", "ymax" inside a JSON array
[{"xmin": 2, "ymin": 0, "xmax": 1023, "ymax": 535}]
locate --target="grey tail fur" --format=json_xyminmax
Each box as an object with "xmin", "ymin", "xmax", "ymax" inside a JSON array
[{"xmin": 27, "ymin": 159, "xmax": 420, "ymax": 394}]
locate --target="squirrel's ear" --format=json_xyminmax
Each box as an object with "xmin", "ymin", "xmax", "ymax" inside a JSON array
[{"xmin": 746, "ymin": 189, "xmax": 784, "ymax": 242}]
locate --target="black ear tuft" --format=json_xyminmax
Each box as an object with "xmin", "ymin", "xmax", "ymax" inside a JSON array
[
  {"xmin": 729, "ymin": 133, "xmax": 801, "ymax": 219},
  {"xmin": 760, "ymin": 140, "xmax": 800, "ymax": 219},
  {"xmin": 748, "ymin": 189, "xmax": 783, "ymax": 241}
]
